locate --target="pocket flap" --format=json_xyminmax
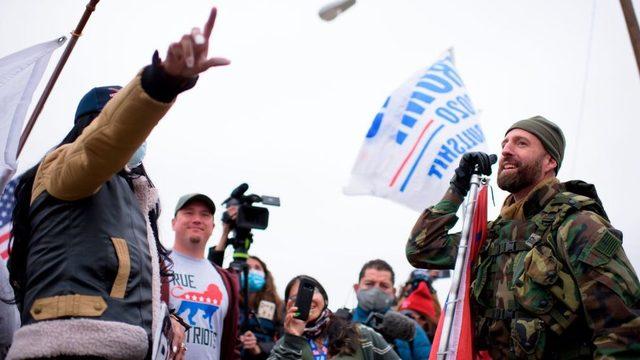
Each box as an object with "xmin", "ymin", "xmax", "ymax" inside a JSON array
[
  {"xmin": 525, "ymin": 246, "xmax": 559, "ymax": 286},
  {"xmin": 31, "ymin": 294, "xmax": 107, "ymax": 320},
  {"xmin": 110, "ymin": 237, "xmax": 131, "ymax": 299}
]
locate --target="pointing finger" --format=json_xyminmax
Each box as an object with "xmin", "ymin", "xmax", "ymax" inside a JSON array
[{"xmin": 203, "ymin": 7, "xmax": 217, "ymax": 40}]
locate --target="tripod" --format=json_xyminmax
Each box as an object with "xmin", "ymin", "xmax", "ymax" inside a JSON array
[{"xmin": 227, "ymin": 227, "xmax": 253, "ymax": 332}]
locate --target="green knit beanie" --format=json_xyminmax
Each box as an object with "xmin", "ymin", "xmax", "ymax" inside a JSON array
[{"xmin": 506, "ymin": 115, "xmax": 565, "ymax": 173}]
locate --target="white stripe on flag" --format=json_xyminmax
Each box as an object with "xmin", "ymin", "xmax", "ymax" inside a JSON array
[{"xmin": 0, "ymin": 223, "xmax": 12, "ymax": 263}]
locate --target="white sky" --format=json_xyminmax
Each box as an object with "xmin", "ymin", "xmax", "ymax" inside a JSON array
[{"xmin": 2, "ymin": 0, "xmax": 640, "ymax": 309}]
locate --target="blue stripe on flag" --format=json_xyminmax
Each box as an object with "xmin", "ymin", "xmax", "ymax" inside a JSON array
[
  {"xmin": 396, "ymin": 132, "xmax": 408, "ymax": 144},
  {"xmin": 406, "ymin": 101, "xmax": 425, "ymax": 115},
  {"xmin": 411, "ymin": 91, "xmax": 435, "ymax": 104},
  {"xmin": 401, "ymin": 115, "xmax": 417, "ymax": 128},
  {"xmin": 400, "ymin": 124, "xmax": 445, "ymax": 192}
]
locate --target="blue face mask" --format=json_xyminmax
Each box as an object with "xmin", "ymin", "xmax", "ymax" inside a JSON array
[
  {"xmin": 127, "ymin": 142, "xmax": 147, "ymax": 168},
  {"xmin": 241, "ymin": 270, "xmax": 266, "ymax": 293}
]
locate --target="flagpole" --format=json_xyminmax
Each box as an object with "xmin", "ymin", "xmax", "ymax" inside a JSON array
[
  {"xmin": 16, "ymin": 0, "xmax": 101, "ymax": 158},
  {"xmin": 620, "ymin": 0, "xmax": 640, "ymax": 77},
  {"xmin": 437, "ymin": 173, "xmax": 480, "ymax": 360}
]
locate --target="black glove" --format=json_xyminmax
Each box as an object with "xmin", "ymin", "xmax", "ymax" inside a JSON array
[{"xmin": 450, "ymin": 152, "xmax": 497, "ymax": 197}]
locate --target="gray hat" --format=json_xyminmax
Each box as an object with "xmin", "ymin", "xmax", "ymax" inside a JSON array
[
  {"xmin": 506, "ymin": 115, "xmax": 565, "ymax": 173},
  {"xmin": 174, "ymin": 193, "xmax": 216, "ymax": 216}
]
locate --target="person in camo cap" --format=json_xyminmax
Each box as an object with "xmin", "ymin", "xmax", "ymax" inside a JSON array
[{"xmin": 406, "ymin": 115, "xmax": 640, "ymax": 358}]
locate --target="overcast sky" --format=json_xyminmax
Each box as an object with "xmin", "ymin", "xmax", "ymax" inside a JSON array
[{"xmin": 2, "ymin": 0, "xmax": 639, "ymax": 308}]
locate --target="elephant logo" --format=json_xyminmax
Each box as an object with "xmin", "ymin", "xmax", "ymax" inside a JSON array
[{"xmin": 172, "ymin": 284, "xmax": 223, "ymax": 328}]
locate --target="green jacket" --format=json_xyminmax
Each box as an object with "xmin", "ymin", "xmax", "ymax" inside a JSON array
[
  {"xmin": 267, "ymin": 324, "xmax": 400, "ymax": 360},
  {"xmin": 406, "ymin": 180, "xmax": 640, "ymax": 359}
]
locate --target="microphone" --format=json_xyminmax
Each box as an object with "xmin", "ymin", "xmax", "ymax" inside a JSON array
[
  {"xmin": 231, "ymin": 183, "xmax": 248, "ymax": 198},
  {"xmin": 223, "ymin": 183, "xmax": 249, "ymax": 206},
  {"xmin": 365, "ymin": 311, "xmax": 416, "ymax": 342},
  {"xmin": 318, "ymin": 0, "xmax": 356, "ymax": 21}
]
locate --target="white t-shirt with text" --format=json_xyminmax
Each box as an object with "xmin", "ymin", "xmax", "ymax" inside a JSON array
[{"xmin": 169, "ymin": 251, "xmax": 229, "ymax": 360}]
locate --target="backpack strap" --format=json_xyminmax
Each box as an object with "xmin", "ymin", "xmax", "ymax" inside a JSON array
[{"xmin": 527, "ymin": 191, "xmax": 601, "ymax": 252}]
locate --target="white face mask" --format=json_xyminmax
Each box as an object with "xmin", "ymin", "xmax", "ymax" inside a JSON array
[{"xmin": 127, "ymin": 142, "xmax": 147, "ymax": 168}]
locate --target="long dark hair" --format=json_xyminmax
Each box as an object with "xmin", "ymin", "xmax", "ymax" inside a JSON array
[
  {"xmin": 8, "ymin": 113, "xmax": 172, "ymax": 307},
  {"xmin": 326, "ymin": 314, "xmax": 359, "ymax": 357},
  {"xmin": 121, "ymin": 163, "xmax": 173, "ymax": 279},
  {"xmin": 283, "ymin": 275, "xmax": 359, "ymax": 357},
  {"xmin": 244, "ymin": 255, "xmax": 283, "ymax": 322}
]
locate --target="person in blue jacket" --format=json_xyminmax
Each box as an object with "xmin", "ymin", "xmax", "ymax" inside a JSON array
[{"xmin": 351, "ymin": 259, "xmax": 431, "ymax": 360}]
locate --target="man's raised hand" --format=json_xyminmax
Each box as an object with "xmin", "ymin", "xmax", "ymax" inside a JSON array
[
  {"xmin": 450, "ymin": 152, "xmax": 497, "ymax": 197},
  {"xmin": 162, "ymin": 7, "xmax": 230, "ymax": 78}
]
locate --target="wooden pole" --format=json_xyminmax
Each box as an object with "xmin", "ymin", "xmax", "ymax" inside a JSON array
[
  {"xmin": 620, "ymin": 0, "xmax": 640, "ymax": 77},
  {"xmin": 16, "ymin": 0, "xmax": 100, "ymax": 157}
]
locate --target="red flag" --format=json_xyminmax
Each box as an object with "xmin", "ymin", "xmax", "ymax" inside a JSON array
[{"xmin": 429, "ymin": 185, "xmax": 490, "ymax": 360}]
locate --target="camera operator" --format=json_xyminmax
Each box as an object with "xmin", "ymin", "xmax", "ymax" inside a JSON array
[
  {"xmin": 211, "ymin": 206, "xmax": 284, "ymax": 360},
  {"xmin": 210, "ymin": 204, "xmax": 239, "ymax": 267},
  {"xmin": 351, "ymin": 260, "xmax": 431, "ymax": 360}
]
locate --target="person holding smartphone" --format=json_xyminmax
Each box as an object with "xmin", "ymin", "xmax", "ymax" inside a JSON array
[{"xmin": 268, "ymin": 275, "xmax": 400, "ymax": 360}]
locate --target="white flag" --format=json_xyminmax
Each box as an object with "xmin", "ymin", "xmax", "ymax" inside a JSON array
[
  {"xmin": 0, "ymin": 37, "xmax": 66, "ymax": 190},
  {"xmin": 344, "ymin": 49, "xmax": 489, "ymax": 211}
]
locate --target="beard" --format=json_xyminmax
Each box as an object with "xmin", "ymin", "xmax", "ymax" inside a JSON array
[
  {"xmin": 188, "ymin": 235, "xmax": 203, "ymax": 244},
  {"xmin": 497, "ymin": 156, "xmax": 543, "ymax": 194}
]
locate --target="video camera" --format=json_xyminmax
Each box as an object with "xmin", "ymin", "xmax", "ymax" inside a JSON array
[
  {"xmin": 220, "ymin": 183, "xmax": 280, "ymax": 332},
  {"xmin": 222, "ymin": 183, "xmax": 280, "ymax": 231}
]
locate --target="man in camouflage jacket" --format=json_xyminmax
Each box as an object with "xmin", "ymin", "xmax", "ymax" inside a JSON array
[{"xmin": 406, "ymin": 116, "xmax": 640, "ymax": 359}]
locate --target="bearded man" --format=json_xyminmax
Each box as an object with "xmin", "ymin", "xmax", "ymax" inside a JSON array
[{"xmin": 406, "ymin": 116, "xmax": 640, "ymax": 359}]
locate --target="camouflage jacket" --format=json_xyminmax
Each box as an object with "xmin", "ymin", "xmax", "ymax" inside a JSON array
[{"xmin": 406, "ymin": 180, "xmax": 640, "ymax": 359}]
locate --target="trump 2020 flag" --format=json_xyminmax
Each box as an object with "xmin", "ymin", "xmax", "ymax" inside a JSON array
[
  {"xmin": 344, "ymin": 49, "xmax": 488, "ymax": 211},
  {"xmin": 0, "ymin": 37, "xmax": 66, "ymax": 192}
]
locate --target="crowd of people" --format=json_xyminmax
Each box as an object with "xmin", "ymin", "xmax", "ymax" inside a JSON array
[
  {"xmin": 165, "ymin": 189, "xmax": 443, "ymax": 360},
  {"xmin": 0, "ymin": 5, "xmax": 639, "ymax": 360}
]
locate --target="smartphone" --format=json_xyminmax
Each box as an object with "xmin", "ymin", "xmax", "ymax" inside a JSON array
[{"xmin": 294, "ymin": 279, "xmax": 315, "ymax": 321}]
